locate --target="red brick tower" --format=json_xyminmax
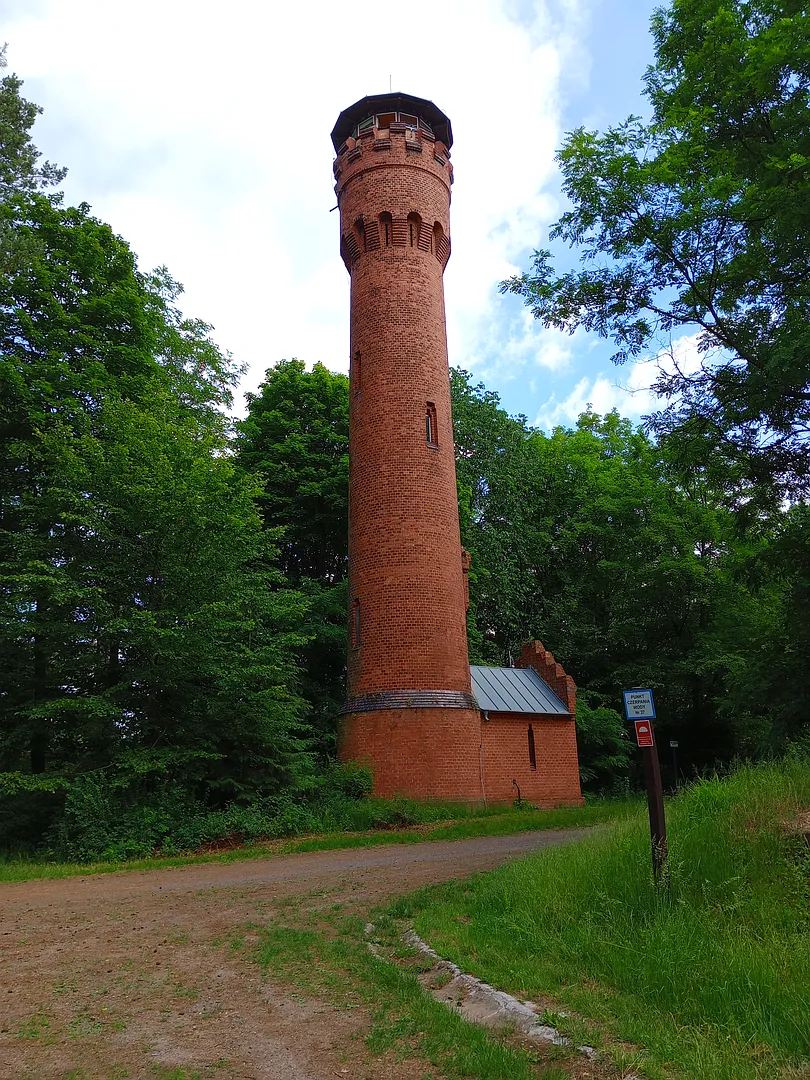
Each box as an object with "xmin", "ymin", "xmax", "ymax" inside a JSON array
[{"xmin": 332, "ymin": 93, "xmax": 482, "ymax": 799}]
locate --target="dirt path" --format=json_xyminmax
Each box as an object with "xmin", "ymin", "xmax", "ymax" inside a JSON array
[{"xmin": 0, "ymin": 829, "xmax": 587, "ymax": 1080}]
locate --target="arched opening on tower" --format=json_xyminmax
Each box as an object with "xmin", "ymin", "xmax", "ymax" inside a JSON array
[
  {"xmin": 380, "ymin": 212, "xmax": 392, "ymax": 248},
  {"xmin": 433, "ymin": 222, "xmax": 445, "ymax": 261},
  {"xmin": 407, "ymin": 213, "xmax": 421, "ymax": 248},
  {"xmin": 355, "ymin": 218, "xmax": 367, "ymax": 253}
]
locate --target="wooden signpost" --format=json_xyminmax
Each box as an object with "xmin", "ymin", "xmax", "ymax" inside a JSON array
[{"xmin": 623, "ymin": 689, "xmax": 668, "ymax": 883}]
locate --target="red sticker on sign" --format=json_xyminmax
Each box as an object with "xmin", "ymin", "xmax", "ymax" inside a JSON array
[{"xmin": 634, "ymin": 720, "xmax": 655, "ymax": 747}]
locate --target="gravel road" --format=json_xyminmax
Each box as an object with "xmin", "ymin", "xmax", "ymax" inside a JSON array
[{"xmin": 0, "ymin": 828, "xmax": 587, "ymax": 1080}]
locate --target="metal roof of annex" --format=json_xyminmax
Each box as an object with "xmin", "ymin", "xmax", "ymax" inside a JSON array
[{"xmin": 470, "ymin": 665, "xmax": 570, "ymax": 716}]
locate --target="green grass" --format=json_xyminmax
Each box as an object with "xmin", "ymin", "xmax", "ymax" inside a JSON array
[
  {"xmin": 391, "ymin": 760, "xmax": 810, "ymax": 1080},
  {"xmin": 0, "ymin": 798, "xmax": 636, "ymax": 883},
  {"xmin": 250, "ymin": 902, "xmax": 574, "ymax": 1079}
]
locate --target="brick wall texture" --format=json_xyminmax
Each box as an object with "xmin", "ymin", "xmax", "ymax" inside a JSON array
[
  {"xmin": 339, "ymin": 701, "xmax": 582, "ymax": 806},
  {"xmin": 481, "ymin": 715, "xmax": 582, "ymax": 807},
  {"xmin": 336, "ymin": 122, "xmax": 467, "ymax": 698},
  {"xmin": 334, "ymin": 104, "xmax": 581, "ymax": 806}
]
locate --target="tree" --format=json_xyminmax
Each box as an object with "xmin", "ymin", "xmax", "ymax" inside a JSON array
[
  {"xmin": 0, "ymin": 196, "xmax": 310, "ymax": 784},
  {"xmin": 238, "ymin": 359, "xmax": 349, "ymax": 582},
  {"xmin": 450, "ymin": 368, "xmax": 539, "ymax": 665},
  {"xmin": 503, "ymin": 0, "xmax": 810, "ymax": 497},
  {"xmin": 0, "ymin": 72, "xmax": 311, "ymax": 852},
  {"xmin": 237, "ymin": 360, "xmax": 350, "ymax": 745},
  {"xmin": 0, "ymin": 47, "xmax": 67, "ymax": 276},
  {"xmin": 0, "ymin": 45, "xmax": 65, "ymax": 198},
  {"xmin": 450, "ymin": 370, "xmax": 770, "ymax": 781}
]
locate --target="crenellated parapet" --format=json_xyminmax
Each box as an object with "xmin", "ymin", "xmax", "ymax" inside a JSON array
[
  {"xmin": 333, "ymin": 121, "xmax": 453, "ymax": 191},
  {"xmin": 516, "ymin": 641, "xmax": 577, "ymax": 716},
  {"xmin": 333, "ymin": 107, "xmax": 453, "ymax": 275}
]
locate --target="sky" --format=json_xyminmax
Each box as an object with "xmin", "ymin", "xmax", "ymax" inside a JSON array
[{"xmin": 2, "ymin": 0, "xmax": 673, "ymax": 428}]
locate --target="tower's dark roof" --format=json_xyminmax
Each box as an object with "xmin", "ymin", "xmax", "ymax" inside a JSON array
[
  {"xmin": 331, "ymin": 92, "xmax": 453, "ymax": 151},
  {"xmin": 470, "ymin": 666, "xmax": 571, "ymax": 716}
]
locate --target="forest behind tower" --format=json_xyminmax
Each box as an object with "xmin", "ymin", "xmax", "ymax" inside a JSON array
[{"xmin": 2, "ymin": 0, "xmax": 810, "ymax": 859}]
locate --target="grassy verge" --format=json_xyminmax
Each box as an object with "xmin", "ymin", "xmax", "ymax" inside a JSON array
[
  {"xmin": 390, "ymin": 760, "xmax": 810, "ymax": 1080},
  {"xmin": 243, "ymin": 894, "xmax": 586, "ymax": 1079},
  {"xmin": 0, "ymin": 798, "xmax": 637, "ymax": 884}
]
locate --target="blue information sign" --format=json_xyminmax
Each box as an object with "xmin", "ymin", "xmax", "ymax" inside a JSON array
[{"xmin": 623, "ymin": 689, "xmax": 656, "ymax": 720}]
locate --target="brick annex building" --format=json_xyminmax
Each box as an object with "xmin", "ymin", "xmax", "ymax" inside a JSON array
[{"xmin": 332, "ymin": 92, "xmax": 582, "ymax": 806}]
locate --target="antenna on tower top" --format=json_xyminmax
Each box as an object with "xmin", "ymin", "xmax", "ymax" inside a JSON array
[{"xmin": 389, "ymin": 74, "xmax": 392, "ymax": 92}]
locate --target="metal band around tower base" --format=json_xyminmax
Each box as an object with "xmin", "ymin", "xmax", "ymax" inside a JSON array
[{"xmin": 339, "ymin": 690, "xmax": 479, "ymax": 715}]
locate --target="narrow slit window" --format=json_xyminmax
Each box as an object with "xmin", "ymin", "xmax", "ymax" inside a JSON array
[
  {"xmin": 380, "ymin": 212, "xmax": 392, "ymax": 247},
  {"xmin": 352, "ymin": 350, "xmax": 361, "ymax": 394},
  {"xmin": 528, "ymin": 724, "xmax": 537, "ymax": 771},
  {"xmin": 425, "ymin": 403, "xmax": 438, "ymax": 447},
  {"xmin": 352, "ymin": 600, "xmax": 361, "ymax": 647}
]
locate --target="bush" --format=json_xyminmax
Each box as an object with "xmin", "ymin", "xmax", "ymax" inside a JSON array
[
  {"xmin": 13, "ymin": 758, "xmax": 375, "ymax": 862},
  {"xmin": 51, "ymin": 775, "xmax": 200, "ymax": 861},
  {"xmin": 317, "ymin": 760, "xmax": 373, "ymax": 801},
  {"xmin": 575, "ymin": 694, "xmax": 632, "ymax": 794}
]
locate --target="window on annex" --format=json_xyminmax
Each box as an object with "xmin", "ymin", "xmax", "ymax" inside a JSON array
[
  {"xmin": 528, "ymin": 724, "xmax": 537, "ymax": 770},
  {"xmin": 425, "ymin": 403, "xmax": 438, "ymax": 447}
]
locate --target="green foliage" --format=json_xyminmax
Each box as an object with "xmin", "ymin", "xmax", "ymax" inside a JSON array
[
  {"xmin": 237, "ymin": 359, "xmax": 350, "ymax": 745},
  {"xmin": 317, "ymin": 759, "xmax": 374, "ymax": 800},
  {"xmin": 503, "ymin": 0, "xmax": 810, "ymax": 498},
  {"xmin": 0, "ymin": 47, "xmax": 65, "ymax": 197},
  {"xmin": 451, "ymin": 368, "xmax": 774, "ymax": 774},
  {"xmin": 3, "ymin": 43, "xmax": 810, "ymax": 869},
  {"xmin": 0, "ymin": 70, "xmax": 311, "ymax": 853},
  {"xmin": 574, "ymin": 695, "xmax": 632, "ymax": 793},
  {"xmin": 406, "ymin": 759, "xmax": 810, "ymax": 1080},
  {"xmin": 43, "ymin": 764, "xmax": 369, "ymax": 862},
  {"xmin": 238, "ymin": 358, "xmax": 349, "ymax": 583},
  {"xmin": 715, "ymin": 503, "xmax": 810, "ymax": 749},
  {"xmin": 0, "ymin": 48, "xmax": 67, "ymax": 276}
]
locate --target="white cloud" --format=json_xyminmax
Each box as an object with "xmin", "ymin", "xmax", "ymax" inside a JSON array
[
  {"xmin": 534, "ymin": 332, "xmax": 704, "ymax": 428},
  {"xmin": 3, "ymin": 0, "xmax": 593, "ymax": 409}
]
